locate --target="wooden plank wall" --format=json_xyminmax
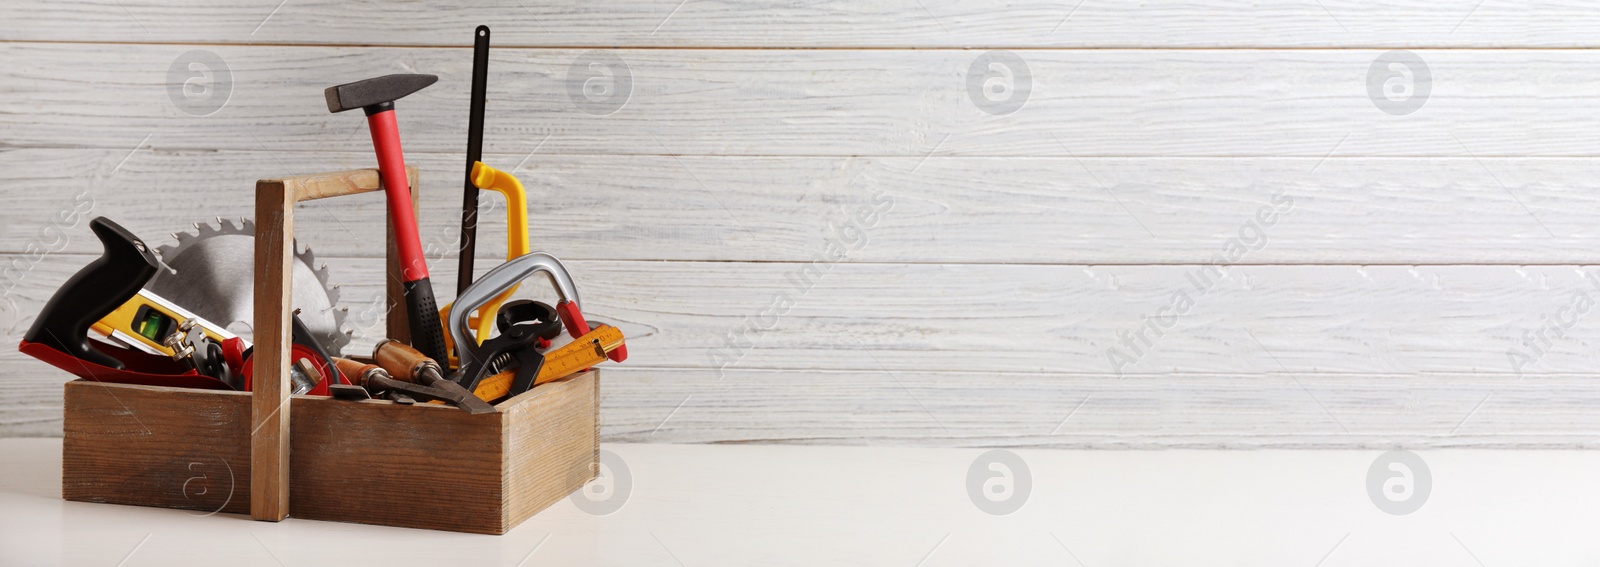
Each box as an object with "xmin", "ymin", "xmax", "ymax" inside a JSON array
[{"xmin": 4, "ymin": 1, "xmax": 1600, "ymax": 448}]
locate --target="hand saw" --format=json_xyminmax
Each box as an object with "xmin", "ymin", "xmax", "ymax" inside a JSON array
[
  {"xmin": 20, "ymin": 217, "xmax": 232, "ymax": 390},
  {"xmin": 471, "ymin": 324, "xmax": 624, "ymax": 402}
]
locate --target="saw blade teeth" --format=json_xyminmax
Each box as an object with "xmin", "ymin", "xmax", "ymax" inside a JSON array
[
  {"xmin": 155, "ymin": 215, "xmax": 352, "ymax": 356},
  {"xmin": 152, "ymin": 249, "xmax": 178, "ymax": 275}
]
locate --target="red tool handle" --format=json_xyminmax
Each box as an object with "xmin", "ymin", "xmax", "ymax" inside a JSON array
[
  {"xmin": 557, "ymin": 300, "xmax": 627, "ymax": 363},
  {"xmin": 367, "ymin": 108, "xmax": 429, "ymax": 282},
  {"xmin": 366, "ymin": 107, "xmax": 450, "ymax": 366},
  {"xmin": 19, "ymin": 340, "xmax": 231, "ymax": 390}
]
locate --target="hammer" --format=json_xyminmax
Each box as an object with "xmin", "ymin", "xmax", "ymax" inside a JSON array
[{"xmin": 324, "ymin": 73, "xmax": 450, "ymax": 368}]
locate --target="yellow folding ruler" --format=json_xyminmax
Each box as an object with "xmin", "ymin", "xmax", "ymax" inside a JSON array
[{"xmin": 472, "ymin": 324, "xmax": 624, "ymax": 402}]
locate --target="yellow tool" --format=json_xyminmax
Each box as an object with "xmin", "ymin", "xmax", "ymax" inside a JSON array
[
  {"xmin": 91, "ymin": 289, "xmax": 237, "ymax": 357},
  {"xmin": 472, "ymin": 324, "xmax": 624, "ymax": 402},
  {"xmin": 440, "ymin": 161, "xmax": 529, "ymax": 365}
]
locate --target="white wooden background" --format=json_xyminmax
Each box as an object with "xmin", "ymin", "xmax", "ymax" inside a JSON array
[{"xmin": 4, "ymin": 1, "xmax": 1600, "ymax": 447}]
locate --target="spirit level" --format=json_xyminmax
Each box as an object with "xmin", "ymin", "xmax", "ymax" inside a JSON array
[{"xmin": 91, "ymin": 289, "xmax": 239, "ymax": 357}]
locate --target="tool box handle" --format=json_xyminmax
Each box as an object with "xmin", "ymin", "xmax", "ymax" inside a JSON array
[{"xmin": 249, "ymin": 166, "xmax": 420, "ymax": 522}]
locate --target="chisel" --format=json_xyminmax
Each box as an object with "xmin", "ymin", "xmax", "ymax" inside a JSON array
[
  {"xmin": 372, "ymin": 339, "xmax": 497, "ymax": 414},
  {"xmin": 333, "ymin": 357, "xmax": 491, "ymax": 413}
]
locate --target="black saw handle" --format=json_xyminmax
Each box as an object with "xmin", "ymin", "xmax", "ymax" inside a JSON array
[{"xmin": 23, "ymin": 217, "xmax": 161, "ymax": 369}]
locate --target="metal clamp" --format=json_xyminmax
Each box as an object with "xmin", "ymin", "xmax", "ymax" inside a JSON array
[{"xmin": 449, "ymin": 252, "xmax": 580, "ymax": 373}]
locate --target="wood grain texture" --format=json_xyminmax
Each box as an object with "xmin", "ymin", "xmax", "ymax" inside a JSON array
[
  {"xmin": 13, "ymin": 258, "xmax": 1600, "ymax": 377},
  {"xmin": 9, "ymin": 2, "xmax": 1600, "ymax": 451},
  {"xmin": 21, "ymin": 258, "xmax": 1600, "ymax": 447},
  {"xmin": 48, "ymin": 364, "xmax": 1600, "ymax": 450},
  {"xmin": 62, "ymin": 381, "xmax": 251, "ymax": 514},
  {"xmin": 597, "ymin": 368, "xmax": 1600, "ymax": 449},
  {"xmin": 3, "ymin": 1, "xmax": 1600, "ymax": 48},
  {"xmin": 8, "ymin": 149, "xmax": 1600, "ymax": 265},
  {"xmin": 288, "ymin": 396, "xmax": 505, "ymax": 533},
  {"xmin": 251, "ymin": 166, "xmax": 417, "ymax": 521},
  {"xmin": 249, "ymin": 178, "xmax": 292, "ymax": 521},
  {"xmin": 500, "ymin": 370, "xmax": 599, "ymax": 529},
  {"xmin": 278, "ymin": 168, "xmax": 384, "ymax": 203},
  {"xmin": 489, "ymin": 262, "xmax": 1600, "ymax": 377},
  {"xmin": 3, "ymin": 44, "xmax": 1593, "ymax": 158},
  {"xmin": 62, "ymin": 374, "xmax": 598, "ymax": 534}
]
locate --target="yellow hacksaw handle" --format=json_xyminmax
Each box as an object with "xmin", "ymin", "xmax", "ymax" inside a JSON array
[{"xmin": 438, "ymin": 161, "xmax": 530, "ymax": 361}]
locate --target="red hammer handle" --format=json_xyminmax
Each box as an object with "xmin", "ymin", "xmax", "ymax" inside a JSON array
[{"xmin": 367, "ymin": 109, "xmax": 429, "ymax": 282}]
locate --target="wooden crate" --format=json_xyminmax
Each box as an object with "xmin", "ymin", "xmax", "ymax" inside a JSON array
[
  {"xmin": 62, "ymin": 370, "xmax": 598, "ymax": 534},
  {"xmin": 57, "ymin": 168, "xmax": 599, "ymax": 534}
]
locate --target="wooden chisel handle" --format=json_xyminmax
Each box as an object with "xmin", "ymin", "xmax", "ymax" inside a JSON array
[
  {"xmin": 372, "ymin": 339, "xmax": 499, "ymax": 413},
  {"xmin": 332, "ymin": 357, "xmax": 388, "ymax": 387},
  {"xmin": 333, "ymin": 356, "xmax": 477, "ymax": 408},
  {"xmin": 373, "ymin": 339, "xmax": 444, "ymax": 384}
]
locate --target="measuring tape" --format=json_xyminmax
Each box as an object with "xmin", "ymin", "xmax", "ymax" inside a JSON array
[{"xmin": 472, "ymin": 324, "xmax": 624, "ymax": 402}]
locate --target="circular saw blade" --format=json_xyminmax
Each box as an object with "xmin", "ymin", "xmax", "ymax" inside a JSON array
[{"xmin": 145, "ymin": 217, "xmax": 351, "ymax": 355}]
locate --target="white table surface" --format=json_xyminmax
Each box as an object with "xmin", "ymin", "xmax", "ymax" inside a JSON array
[{"xmin": 2, "ymin": 438, "xmax": 1597, "ymax": 566}]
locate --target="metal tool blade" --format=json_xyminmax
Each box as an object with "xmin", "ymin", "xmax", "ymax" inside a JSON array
[{"xmin": 146, "ymin": 218, "xmax": 350, "ymax": 355}]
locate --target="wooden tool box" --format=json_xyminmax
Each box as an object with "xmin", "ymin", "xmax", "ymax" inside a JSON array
[{"xmin": 59, "ymin": 168, "xmax": 599, "ymax": 534}]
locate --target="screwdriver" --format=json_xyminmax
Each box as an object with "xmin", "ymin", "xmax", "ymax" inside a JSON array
[{"xmin": 472, "ymin": 324, "xmax": 625, "ymax": 402}]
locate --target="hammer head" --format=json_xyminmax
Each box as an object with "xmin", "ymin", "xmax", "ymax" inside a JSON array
[{"xmin": 325, "ymin": 73, "xmax": 438, "ymax": 114}]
